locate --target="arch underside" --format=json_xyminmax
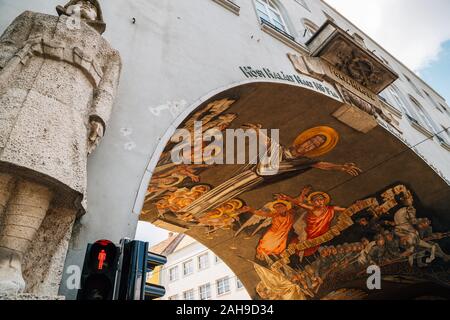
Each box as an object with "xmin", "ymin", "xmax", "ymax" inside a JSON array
[{"xmin": 140, "ymin": 82, "xmax": 450, "ymax": 300}]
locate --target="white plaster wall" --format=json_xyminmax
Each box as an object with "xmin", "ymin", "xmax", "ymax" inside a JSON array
[{"xmin": 0, "ymin": 0, "xmax": 449, "ymax": 299}]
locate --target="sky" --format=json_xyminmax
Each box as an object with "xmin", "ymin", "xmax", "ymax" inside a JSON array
[
  {"xmin": 137, "ymin": 0, "xmax": 450, "ymax": 246},
  {"xmin": 325, "ymin": 0, "xmax": 450, "ymax": 102},
  {"xmin": 135, "ymin": 221, "xmax": 170, "ymax": 244}
]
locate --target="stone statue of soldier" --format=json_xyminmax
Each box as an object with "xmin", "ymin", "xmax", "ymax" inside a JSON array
[{"xmin": 0, "ymin": 0, "xmax": 121, "ymax": 295}]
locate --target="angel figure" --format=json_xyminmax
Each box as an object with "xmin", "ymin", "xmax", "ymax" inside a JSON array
[
  {"xmin": 235, "ymin": 199, "xmax": 298, "ymax": 261},
  {"xmin": 146, "ymin": 164, "xmax": 209, "ymax": 200},
  {"xmin": 279, "ymin": 187, "xmax": 347, "ymax": 259}
]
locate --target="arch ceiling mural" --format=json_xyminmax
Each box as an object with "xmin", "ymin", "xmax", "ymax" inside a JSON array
[{"xmin": 140, "ymin": 82, "xmax": 450, "ymax": 300}]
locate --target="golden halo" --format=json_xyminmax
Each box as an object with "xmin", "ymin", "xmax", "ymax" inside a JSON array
[
  {"xmin": 227, "ymin": 199, "xmax": 244, "ymax": 210},
  {"xmin": 293, "ymin": 126, "xmax": 339, "ymax": 158},
  {"xmin": 307, "ymin": 192, "xmax": 331, "ymax": 205},
  {"xmin": 204, "ymin": 208, "xmax": 225, "ymax": 219},
  {"xmin": 264, "ymin": 200, "xmax": 292, "ymax": 212},
  {"xmin": 191, "ymin": 185, "xmax": 211, "ymax": 193},
  {"xmin": 161, "ymin": 175, "xmax": 184, "ymax": 187}
]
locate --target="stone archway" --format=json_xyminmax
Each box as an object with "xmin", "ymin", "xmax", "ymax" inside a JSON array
[{"xmin": 137, "ymin": 81, "xmax": 450, "ymax": 300}]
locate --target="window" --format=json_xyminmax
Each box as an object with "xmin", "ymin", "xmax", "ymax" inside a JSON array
[
  {"xmin": 440, "ymin": 125, "xmax": 450, "ymax": 146},
  {"xmin": 409, "ymin": 96, "xmax": 435, "ymax": 131},
  {"xmin": 212, "ymin": 0, "xmax": 240, "ymax": 15},
  {"xmin": 199, "ymin": 283, "xmax": 212, "ymax": 300},
  {"xmin": 379, "ymin": 91, "xmax": 389, "ymax": 103},
  {"xmin": 183, "ymin": 260, "xmax": 194, "ymax": 276},
  {"xmin": 183, "ymin": 289, "xmax": 195, "ymax": 300},
  {"xmin": 387, "ymin": 85, "xmax": 407, "ymax": 114},
  {"xmin": 236, "ymin": 278, "xmax": 244, "ymax": 289},
  {"xmin": 255, "ymin": 0, "xmax": 289, "ymax": 33},
  {"xmin": 404, "ymin": 75, "xmax": 423, "ymax": 97},
  {"xmin": 216, "ymin": 277, "xmax": 231, "ymax": 296},
  {"xmin": 198, "ymin": 253, "xmax": 209, "ymax": 270},
  {"xmin": 168, "ymin": 266, "xmax": 179, "ymax": 282},
  {"xmin": 302, "ymin": 19, "xmax": 319, "ymax": 38},
  {"xmin": 214, "ymin": 255, "xmax": 222, "ymax": 264},
  {"xmin": 408, "ymin": 96, "xmax": 449, "ymax": 144},
  {"xmin": 439, "ymin": 103, "xmax": 450, "ymax": 116},
  {"xmin": 295, "ymin": 0, "xmax": 310, "ymax": 11},
  {"xmin": 168, "ymin": 294, "xmax": 178, "ymax": 300},
  {"xmin": 424, "ymin": 90, "xmax": 444, "ymax": 113}
]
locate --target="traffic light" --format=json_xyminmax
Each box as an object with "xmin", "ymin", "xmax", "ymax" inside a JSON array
[
  {"xmin": 117, "ymin": 240, "xmax": 167, "ymax": 300},
  {"xmin": 77, "ymin": 240, "xmax": 120, "ymax": 300},
  {"xmin": 77, "ymin": 239, "xmax": 167, "ymax": 300}
]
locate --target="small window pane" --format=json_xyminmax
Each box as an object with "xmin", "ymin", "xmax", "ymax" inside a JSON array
[
  {"xmin": 169, "ymin": 266, "xmax": 179, "ymax": 282},
  {"xmin": 199, "ymin": 283, "xmax": 211, "ymax": 300},
  {"xmin": 216, "ymin": 277, "xmax": 231, "ymax": 295},
  {"xmin": 255, "ymin": 0, "xmax": 289, "ymax": 34},
  {"xmin": 183, "ymin": 260, "xmax": 194, "ymax": 276},
  {"xmin": 183, "ymin": 289, "xmax": 195, "ymax": 300},
  {"xmin": 198, "ymin": 253, "xmax": 209, "ymax": 270}
]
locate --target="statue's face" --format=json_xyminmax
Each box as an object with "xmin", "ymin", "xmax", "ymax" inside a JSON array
[{"xmin": 68, "ymin": 1, "xmax": 98, "ymax": 21}]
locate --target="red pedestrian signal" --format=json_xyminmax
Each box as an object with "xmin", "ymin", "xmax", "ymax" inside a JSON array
[
  {"xmin": 97, "ymin": 249, "xmax": 107, "ymax": 270},
  {"xmin": 77, "ymin": 240, "xmax": 120, "ymax": 300}
]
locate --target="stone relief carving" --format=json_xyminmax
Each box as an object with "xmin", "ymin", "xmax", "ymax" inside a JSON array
[
  {"xmin": 335, "ymin": 49, "xmax": 384, "ymax": 88},
  {"xmin": 339, "ymin": 86, "xmax": 392, "ymax": 123},
  {"xmin": 0, "ymin": 0, "xmax": 122, "ymax": 295}
]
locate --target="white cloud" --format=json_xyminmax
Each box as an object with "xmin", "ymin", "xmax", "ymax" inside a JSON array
[{"xmin": 325, "ymin": 0, "xmax": 450, "ymax": 72}]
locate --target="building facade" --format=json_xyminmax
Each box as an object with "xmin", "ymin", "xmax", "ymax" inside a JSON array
[
  {"xmin": 154, "ymin": 234, "xmax": 250, "ymax": 301},
  {"xmin": 0, "ymin": 0, "xmax": 449, "ymax": 300}
]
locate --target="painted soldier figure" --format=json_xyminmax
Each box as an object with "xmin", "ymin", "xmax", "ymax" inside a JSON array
[
  {"xmin": 416, "ymin": 218, "xmax": 433, "ymax": 239},
  {"xmin": 0, "ymin": 0, "xmax": 121, "ymax": 294},
  {"xmin": 368, "ymin": 234, "xmax": 387, "ymax": 265},
  {"xmin": 383, "ymin": 230, "xmax": 401, "ymax": 260}
]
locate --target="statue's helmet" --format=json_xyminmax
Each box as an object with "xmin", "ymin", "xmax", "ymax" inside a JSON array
[{"xmin": 56, "ymin": 0, "xmax": 106, "ymax": 34}]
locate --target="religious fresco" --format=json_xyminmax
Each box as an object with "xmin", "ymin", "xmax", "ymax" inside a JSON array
[
  {"xmin": 141, "ymin": 87, "xmax": 450, "ymax": 300},
  {"xmin": 249, "ymin": 184, "xmax": 450, "ymax": 300}
]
